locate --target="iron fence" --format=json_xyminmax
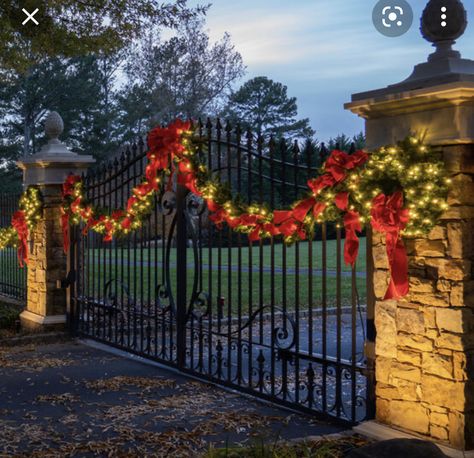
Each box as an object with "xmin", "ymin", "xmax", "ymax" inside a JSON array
[
  {"xmin": 0, "ymin": 193, "xmax": 27, "ymax": 302},
  {"xmin": 70, "ymin": 119, "xmax": 375, "ymax": 425}
]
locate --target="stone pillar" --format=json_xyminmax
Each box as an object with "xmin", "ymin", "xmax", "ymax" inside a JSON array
[
  {"xmin": 345, "ymin": 0, "xmax": 473, "ymax": 452},
  {"xmin": 17, "ymin": 112, "xmax": 94, "ymax": 331}
]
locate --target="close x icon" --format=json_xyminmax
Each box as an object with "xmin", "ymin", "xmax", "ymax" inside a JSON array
[{"xmin": 22, "ymin": 7, "xmax": 39, "ymax": 25}]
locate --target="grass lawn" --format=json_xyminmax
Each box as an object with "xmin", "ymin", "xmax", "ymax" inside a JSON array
[
  {"xmin": 89, "ymin": 238, "xmax": 367, "ymax": 272},
  {"xmin": 81, "ymin": 238, "xmax": 367, "ymax": 310},
  {"xmin": 0, "ymin": 248, "xmax": 27, "ymax": 301},
  {"xmin": 204, "ymin": 435, "xmax": 369, "ymax": 457}
]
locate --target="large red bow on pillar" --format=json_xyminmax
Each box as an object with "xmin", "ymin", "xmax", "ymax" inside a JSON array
[
  {"xmin": 11, "ymin": 211, "xmax": 29, "ymax": 267},
  {"xmin": 371, "ymin": 191, "xmax": 410, "ymax": 300}
]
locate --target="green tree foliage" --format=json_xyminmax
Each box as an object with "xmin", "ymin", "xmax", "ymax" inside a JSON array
[
  {"xmin": 225, "ymin": 76, "xmax": 315, "ymax": 141},
  {"xmin": 118, "ymin": 17, "xmax": 245, "ymax": 141},
  {"xmin": 300, "ymin": 137, "xmax": 322, "ymax": 169},
  {"xmin": 0, "ymin": 54, "xmax": 127, "ymax": 192},
  {"xmin": 0, "ymin": 0, "xmax": 205, "ymax": 73},
  {"xmin": 327, "ymin": 132, "xmax": 366, "ymax": 152},
  {"xmin": 0, "ymin": 56, "xmax": 121, "ymax": 157}
]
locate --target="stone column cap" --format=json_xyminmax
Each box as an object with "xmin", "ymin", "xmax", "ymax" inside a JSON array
[
  {"xmin": 345, "ymin": 81, "xmax": 474, "ymax": 148},
  {"xmin": 17, "ymin": 111, "xmax": 95, "ymax": 186},
  {"xmin": 345, "ymin": 80, "xmax": 474, "ymax": 119}
]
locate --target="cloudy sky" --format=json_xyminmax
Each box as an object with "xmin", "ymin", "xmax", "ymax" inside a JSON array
[{"xmin": 192, "ymin": 0, "xmax": 474, "ymax": 141}]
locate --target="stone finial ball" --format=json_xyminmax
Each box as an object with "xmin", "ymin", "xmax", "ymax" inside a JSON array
[
  {"xmin": 421, "ymin": 0, "xmax": 467, "ymax": 43},
  {"xmin": 44, "ymin": 111, "xmax": 64, "ymax": 139}
]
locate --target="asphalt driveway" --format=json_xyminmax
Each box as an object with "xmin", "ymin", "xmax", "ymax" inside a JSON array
[{"xmin": 0, "ymin": 340, "xmax": 346, "ymax": 457}]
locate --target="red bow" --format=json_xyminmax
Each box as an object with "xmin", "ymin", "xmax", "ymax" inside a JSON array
[
  {"xmin": 147, "ymin": 120, "xmax": 191, "ymax": 172},
  {"xmin": 272, "ymin": 210, "xmax": 307, "ymax": 239},
  {"xmin": 371, "ymin": 192, "xmax": 410, "ymax": 300},
  {"xmin": 325, "ymin": 150, "xmax": 369, "ymax": 183},
  {"xmin": 11, "ymin": 211, "xmax": 29, "ymax": 267},
  {"xmin": 62, "ymin": 174, "xmax": 81, "ymax": 198}
]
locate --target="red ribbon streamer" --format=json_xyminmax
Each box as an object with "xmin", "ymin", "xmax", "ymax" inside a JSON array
[
  {"xmin": 61, "ymin": 211, "xmax": 70, "ymax": 253},
  {"xmin": 11, "ymin": 211, "xmax": 29, "ymax": 267},
  {"xmin": 371, "ymin": 192, "xmax": 410, "ymax": 300},
  {"xmin": 343, "ymin": 210, "xmax": 362, "ymax": 267}
]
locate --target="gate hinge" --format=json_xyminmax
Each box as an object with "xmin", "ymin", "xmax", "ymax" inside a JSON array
[{"xmin": 57, "ymin": 270, "xmax": 76, "ymax": 289}]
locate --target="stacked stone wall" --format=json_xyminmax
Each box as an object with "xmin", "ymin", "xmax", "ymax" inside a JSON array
[{"xmin": 374, "ymin": 145, "xmax": 474, "ymax": 449}]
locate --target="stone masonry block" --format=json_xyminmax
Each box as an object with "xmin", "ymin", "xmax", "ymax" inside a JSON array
[
  {"xmin": 430, "ymin": 411, "xmax": 450, "ymax": 428},
  {"xmin": 376, "ymin": 380, "xmax": 419, "ymax": 402},
  {"xmin": 425, "ymin": 259, "xmax": 471, "ymax": 282},
  {"xmin": 422, "ymin": 353, "xmax": 453, "ymax": 379},
  {"xmin": 447, "ymin": 174, "xmax": 474, "ymax": 206},
  {"xmin": 428, "ymin": 226, "xmax": 447, "ymax": 240},
  {"xmin": 373, "ymin": 244, "xmax": 389, "ymax": 269},
  {"xmin": 398, "ymin": 349, "xmax": 422, "ymax": 366},
  {"xmin": 442, "ymin": 144, "xmax": 474, "ymax": 174},
  {"xmin": 397, "ymin": 307, "xmax": 425, "ymax": 334},
  {"xmin": 422, "ymin": 374, "xmax": 466, "ymax": 411},
  {"xmin": 409, "ymin": 277, "xmax": 435, "ymax": 294},
  {"xmin": 390, "ymin": 361, "xmax": 422, "ymax": 383},
  {"xmin": 436, "ymin": 308, "xmax": 465, "ymax": 334},
  {"xmin": 447, "ymin": 221, "xmax": 474, "ymax": 259},
  {"xmin": 388, "ymin": 400, "xmax": 430, "ymax": 435},
  {"xmin": 413, "ymin": 239, "xmax": 446, "ymax": 258},
  {"xmin": 430, "ymin": 425, "xmax": 449, "ymax": 441},
  {"xmin": 407, "ymin": 292, "xmax": 450, "ymax": 307},
  {"xmin": 374, "ymin": 269, "xmax": 389, "ymax": 300},
  {"xmin": 397, "ymin": 333, "xmax": 434, "ymax": 352}
]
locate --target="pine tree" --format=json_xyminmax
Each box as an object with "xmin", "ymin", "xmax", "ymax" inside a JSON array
[{"xmin": 225, "ymin": 76, "xmax": 315, "ymax": 142}]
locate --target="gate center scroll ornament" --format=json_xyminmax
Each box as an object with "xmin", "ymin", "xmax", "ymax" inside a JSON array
[{"xmin": 0, "ymin": 119, "xmax": 450, "ymax": 301}]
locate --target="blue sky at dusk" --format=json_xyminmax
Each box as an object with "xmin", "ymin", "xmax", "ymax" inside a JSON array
[{"xmin": 193, "ymin": 0, "xmax": 474, "ymax": 141}]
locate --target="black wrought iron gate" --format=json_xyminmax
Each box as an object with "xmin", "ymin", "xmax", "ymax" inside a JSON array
[{"xmin": 69, "ymin": 121, "xmax": 375, "ymax": 425}]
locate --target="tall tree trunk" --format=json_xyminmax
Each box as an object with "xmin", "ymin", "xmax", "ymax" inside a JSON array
[{"xmin": 23, "ymin": 117, "xmax": 32, "ymax": 156}]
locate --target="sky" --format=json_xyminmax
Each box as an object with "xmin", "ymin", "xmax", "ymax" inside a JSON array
[{"xmin": 190, "ymin": 0, "xmax": 474, "ymax": 142}]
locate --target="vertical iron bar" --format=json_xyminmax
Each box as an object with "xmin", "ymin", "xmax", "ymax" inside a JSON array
[
  {"xmin": 269, "ymin": 136, "xmax": 276, "ymax": 397},
  {"xmin": 293, "ymin": 140, "xmax": 300, "ymax": 404},
  {"xmin": 365, "ymin": 226, "xmax": 376, "ymax": 420},
  {"xmin": 336, "ymin": 225, "xmax": 342, "ymax": 418},
  {"xmin": 176, "ymin": 184, "xmax": 188, "ymax": 369},
  {"xmin": 236, "ymin": 124, "xmax": 243, "ymax": 385},
  {"xmin": 66, "ymin": 218, "xmax": 77, "ymax": 335},
  {"xmin": 246, "ymin": 128, "xmax": 253, "ymax": 387},
  {"xmin": 307, "ymin": 149, "xmax": 314, "ymax": 357},
  {"xmin": 206, "ymin": 119, "xmax": 213, "ymax": 375},
  {"xmin": 225, "ymin": 121, "xmax": 232, "ymax": 382},
  {"xmin": 351, "ymin": 261, "xmax": 357, "ymax": 422},
  {"xmin": 257, "ymin": 133, "xmax": 264, "ymax": 346},
  {"xmin": 322, "ymin": 222, "xmax": 327, "ymax": 412}
]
